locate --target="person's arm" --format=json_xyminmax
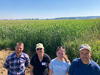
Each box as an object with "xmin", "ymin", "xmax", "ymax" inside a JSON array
[
  {"xmin": 69, "ymin": 60, "xmax": 75, "ymax": 75},
  {"xmin": 66, "ymin": 62, "xmax": 71, "ymax": 75},
  {"xmin": 25, "ymin": 54, "xmax": 30, "ymax": 67},
  {"xmin": 67, "ymin": 72, "xmax": 69, "ymax": 75},
  {"xmin": 48, "ymin": 63, "xmax": 50, "ymax": 67},
  {"xmin": 49, "ymin": 69, "xmax": 53, "ymax": 75},
  {"xmin": 3, "ymin": 56, "xmax": 9, "ymax": 70},
  {"xmin": 30, "ymin": 64, "xmax": 34, "ymax": 75}
]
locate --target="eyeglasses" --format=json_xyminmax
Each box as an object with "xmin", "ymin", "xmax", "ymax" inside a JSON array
[
  {"xmin": 37, "ymin": 48, "xmax": 42, "ymax": 50},
  {"xmin": 80, "ymin": 53, "xmax": 89, "ymax": 56}
]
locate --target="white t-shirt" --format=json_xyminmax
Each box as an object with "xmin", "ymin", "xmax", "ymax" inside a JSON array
[{"xmin": 49, "ymin": 58, "xmax": 71, "ymax": 75}]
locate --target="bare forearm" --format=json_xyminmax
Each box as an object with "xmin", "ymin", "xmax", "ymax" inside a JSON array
[
  {"xmin": 67, "ymin": 72, "xmax": 69, "ymax": 75},
  {"xmin": 49, "ymin": 72, "xmax": 52, "ymax": 75},
  {"xmin": 49, "ymin": 69, "xmax": 53, "ymax": 75},
  {"xmin": 30, "ymin": 65, "xmax": 34, "ymax": 75},
  {"xmin": 30, "ymin": 71, "xmax": 33, "ymax": 75}
]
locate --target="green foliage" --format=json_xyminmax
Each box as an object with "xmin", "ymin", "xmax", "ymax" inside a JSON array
[
  {"xmin": 0, "ymin": 19, "xmax": 100, "ymax": 65},
  {"xmin": 91, "ymin": 40, "xmax": 100, "ymax": 64}
]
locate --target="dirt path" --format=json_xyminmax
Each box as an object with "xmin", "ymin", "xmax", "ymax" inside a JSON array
[{"xmin": 0, "ymin": 50, "xmax": 30, "ymax": 75}]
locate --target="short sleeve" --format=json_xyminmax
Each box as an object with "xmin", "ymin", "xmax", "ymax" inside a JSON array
[
  {"xmin": 66, "ymin": 62, "xmax": 71, "ymax": 72},
  {"xmin": 69, "ymin": 60, "xmax": 75, "ymax": 75},
  {"xmin": 46, "ymin": 55, "xmax": 51, "ymax": 63},
  {"xmin": 30, "ymin": 56, "xmax": 35, "ymax": 66},
  {"xmin": 49, "ymin": 60, "xmax": 53, "ymax": 69},
  {"xmin": 25, "ymin": 54, "xmax": 30, "ymax": 66}
]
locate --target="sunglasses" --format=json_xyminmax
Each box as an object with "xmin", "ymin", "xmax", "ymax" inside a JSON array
[
  {"xmin": 37, "ymin": 48, "xmax": 42, "ymax": 50},
  {"xmin": 58, "ymin": 46, "xmax": 65, "ymax": 49}
]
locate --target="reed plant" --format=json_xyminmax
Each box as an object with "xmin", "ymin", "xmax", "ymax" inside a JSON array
[{"xmin": 0, "ymin": 19, "xmax": 100, "ymax": 65}]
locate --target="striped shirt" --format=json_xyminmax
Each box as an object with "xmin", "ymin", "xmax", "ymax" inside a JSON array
[{"xmin": 4, "ymin": 52, "xmax": 30, "ymax": 75}]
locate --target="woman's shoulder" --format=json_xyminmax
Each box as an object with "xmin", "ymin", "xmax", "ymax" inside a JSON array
[{"xmin": 51, "ymin": 58, "xmax": 57, "ymax": 62}]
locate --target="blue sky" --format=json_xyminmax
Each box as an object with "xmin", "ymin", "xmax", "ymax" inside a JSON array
[{"xmin": 0, "ymin": 0, "xmax": 100, "ymax": 19}]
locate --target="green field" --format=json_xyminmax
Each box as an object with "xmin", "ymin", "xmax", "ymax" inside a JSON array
[{"xmin": 0, "ymin": 19, "xmax": 100, "ymax": 64}]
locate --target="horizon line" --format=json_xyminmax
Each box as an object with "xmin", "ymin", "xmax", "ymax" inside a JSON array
[{"xmin": 0, "ymin": 16, "xmax": 100, "ymax": 20}]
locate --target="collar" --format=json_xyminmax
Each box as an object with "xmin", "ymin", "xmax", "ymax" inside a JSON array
[
  {"xmin": 14, "ymin": 52, "xmax": 24, "ymax": 58},
  {"xmin": 79, "ymin": 58, "xmax": 93, "ymax": 65}
]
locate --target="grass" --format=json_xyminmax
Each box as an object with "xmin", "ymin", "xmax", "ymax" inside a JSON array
[{"xmin": 0, "ymin": 19, "xmax": 100, "ymax": 64}]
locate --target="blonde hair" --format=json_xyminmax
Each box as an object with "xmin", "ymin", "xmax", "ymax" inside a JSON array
[{"xmin": 56, "ymin": 46, "xmax": 70, "ymax": 63}]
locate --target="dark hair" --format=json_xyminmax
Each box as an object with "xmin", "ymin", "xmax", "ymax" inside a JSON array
[{"xmin": 56, "ymin": 46, "xmax": 70, "ymax": 63}]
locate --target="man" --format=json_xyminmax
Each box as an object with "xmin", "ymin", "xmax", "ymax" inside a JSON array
[
  {"xmin": 69, "ymin": 44, "xmax": 100, "ymax": 75},
  {"xmin": 4, "ymin": 41, "xmax": 30, "ymax": 75},
  {"xmin": 30, "ymin": 43, "xmax": 51, "ymax": 75}
]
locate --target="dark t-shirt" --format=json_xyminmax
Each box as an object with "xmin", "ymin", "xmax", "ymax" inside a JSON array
[
  {"xmin": 69, "ymin": 58, "xmax": 100, "ymax": 75},
  {"xmin": 30, "ymin": 53, "xmax": 51, "ymax": 75}
]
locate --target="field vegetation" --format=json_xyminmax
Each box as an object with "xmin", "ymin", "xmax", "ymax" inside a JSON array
[{"xmin": 0, "ymin": 19, "xmax": 100, "ymax": 65}]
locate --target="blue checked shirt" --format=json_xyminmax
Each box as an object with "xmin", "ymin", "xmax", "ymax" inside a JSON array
[{"xmin": 4, "ymin": 52, "xmax": 30, "ymax": 75}]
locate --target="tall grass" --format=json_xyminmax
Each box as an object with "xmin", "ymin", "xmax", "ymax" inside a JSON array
[{"xmin": 0, "ymin": 19, "xmax": 100, "ymax": 64}]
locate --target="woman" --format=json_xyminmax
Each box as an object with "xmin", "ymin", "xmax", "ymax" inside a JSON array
[
  {"xmin": 49, "ymin": 46, "xmax": 70, "ymax": 75},
  {"xmin": 30, "ymin": 43, "xmax": 51, "ymax": 75}
]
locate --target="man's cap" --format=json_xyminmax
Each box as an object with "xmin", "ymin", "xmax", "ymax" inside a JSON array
[
  {"xmin": 79, "ymin": 44, "xmax": 91, "ymax": 51},
  {"xmin": 36, "ymin": 43, "xmax": 44, "ymax": 49}
]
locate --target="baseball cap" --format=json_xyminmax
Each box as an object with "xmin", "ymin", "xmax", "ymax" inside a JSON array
[
  {"xmin": 79, "ymin": 44, "xmax": 91, "ymax": 51},
  {"xmin": 36, "ymin": 43, "xmax": 44, "ymax": 49}
]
